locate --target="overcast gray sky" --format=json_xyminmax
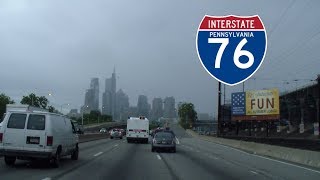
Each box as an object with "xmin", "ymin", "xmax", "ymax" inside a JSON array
[{"xmin": 0, "ymin": 0, "xmax": 319, "ymax": 115}]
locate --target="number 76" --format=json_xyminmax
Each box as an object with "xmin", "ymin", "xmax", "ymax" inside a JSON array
[{"xmin": 208, "ymin": 38, "xmax": 254, "ymax": 69}]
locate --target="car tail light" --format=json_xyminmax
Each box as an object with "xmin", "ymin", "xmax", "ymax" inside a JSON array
[
  {"xmin": 47, "ymin": 136, "xmax": 53, "ymax": 146},
  {"xmin": 0, "ymin": 133, "xmax": 3, "ymax": 143}
]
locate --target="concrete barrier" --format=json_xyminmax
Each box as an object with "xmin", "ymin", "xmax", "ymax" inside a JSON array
[
  {"xmin": 79, "ymin": 133, "xmax": 110, "ymax": 143},
  {"xmin": 186, "ymin": 130, "xmax": 320, "ymax": 168}
]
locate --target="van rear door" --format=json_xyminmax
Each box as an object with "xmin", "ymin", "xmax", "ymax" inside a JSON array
[
  {"xmin": 24, "ymin": 114, "xmax": 46, "ymax": 152},
  {"xmin": 3, "ymin": 113, "xmax": 27, "ymax": 151}
]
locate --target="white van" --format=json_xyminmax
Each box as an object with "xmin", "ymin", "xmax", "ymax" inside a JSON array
[
  {"xmin": 126, "ymin": 116, "xmax": 149, "ymax": 143},
  {"xmin": 0, "ymin": 105, "xmax": 79, "ymax": 167}
]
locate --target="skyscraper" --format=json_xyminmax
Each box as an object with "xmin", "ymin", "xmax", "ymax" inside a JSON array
[
  {"xmin": 90, "ymin": 78, "xmax": 99, "ymax": 110},
  {"xmin": 163, "ymin": 97, "xmax": 176, "ymax": 118},
  {"xmin": 151, "ymin": 98, "xmax": 163, "ymax": 121},
  {"xmin": 137, "ymin": 95, "xmax": 150, "ymax": 117},
  {"xmin": 116, "ymin": 89, "xmax": 129, "ymax": 121},
  {"xmin": 102, "ymin": 69, "xmax": 116, "ymax": 119},
  {"xmin": 82, "ymin": 78, "xmax": 99, "ymax": 114}
]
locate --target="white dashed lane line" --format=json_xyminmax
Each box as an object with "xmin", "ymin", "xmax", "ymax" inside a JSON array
[
  {"xmin": 156, "ymin": 154, "xmax": 162, "ymax": 160},
  {"xmin": 175, "ymin": 137, "xmax": 180, "ymax": 144},
  {"xmin": 41, "ymin": 178, "xmax": 51, "ymax": 180},
  {"xmin": 250, "ymin": 170, "xmax": 258, "ymax": 175},
  {"xmin": 93, "ymin": 152, "xmax": 103, "ymax": 157},
  {"xmin": 114, "ymin": 144, "xmax": 119, "ymax": 147}
]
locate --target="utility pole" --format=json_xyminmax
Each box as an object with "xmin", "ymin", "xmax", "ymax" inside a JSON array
[{"xmin": 218, "ymin": 82, "xmax": 222, "ymax": 136}]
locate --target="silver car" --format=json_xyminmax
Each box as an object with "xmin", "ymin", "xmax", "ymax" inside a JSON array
[{"xmin": 110, "ymin": 129, "xmax": 123, "ymax": 139}]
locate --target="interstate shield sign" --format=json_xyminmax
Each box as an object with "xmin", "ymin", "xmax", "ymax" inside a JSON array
[{"xmin": 196, "ymin": 15, "xmax": 267, "ymax": 86}]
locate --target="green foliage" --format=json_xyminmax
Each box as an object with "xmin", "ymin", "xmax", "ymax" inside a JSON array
[
  {"xmin": 47, "ymin": 105, "xmax": 59, "ymax": 113},
  {"xmin": 80, "ymin": 111, "xmax": 112, "ymax": 125},
  {"xmin": 20, "ymin": 93, "xmax": 48, "ymax": 109},
  {"xmin": 0, "ymin": 93, "xmax": 15, "ymax": 120},
  {"xmin": 178, "ymin": 103, "xmax": 197, "ymax": 129},
  {"xmin": 149, "ymin": 121, "xmax": 160, "ymax": 130}
]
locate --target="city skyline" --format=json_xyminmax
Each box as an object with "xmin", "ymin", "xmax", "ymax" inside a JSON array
[{"xmin": 80, "ymin": 70, "xmax": 180, "ymax": 120}]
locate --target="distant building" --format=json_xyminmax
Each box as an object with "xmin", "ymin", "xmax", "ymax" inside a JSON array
[
  {"xmin": 116, "ymin": 89, "xmax": 129, "ymax": 122},
  {"xmin": 127, "ymin": 106, "xmax": 138, "ymax": 118},
  {"xmin": 81, "ymin": 78, "xmax": 100, "ymax": 114},
  {"xmin": 163, "ymin": 97, "xmax": 176, "ymax": 118},
  {"xmin": 68, "ymin": 109, "xmax": 80, "ymax": 119},
  {"xmin": 151, "ymin": 98, "xmax": 163, "ymax": 121},
  {"xmin": 137, "ymin": 95, "xmax": 150, "ymax": 117},
  {"xmin": 90, "ymin": 78, "xmax": 99, "ymax": 111},
  {"xmin": 102, "ymin": 69, "xmax": 116, "ymax": 118},
  {"xmin": 198, "ymin": 113, "xmax": 210, "ymax": 121}
]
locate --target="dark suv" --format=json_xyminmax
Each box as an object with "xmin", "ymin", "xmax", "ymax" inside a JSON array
[{"xmin": 151, "ymin": 131, "xmax": 176, "ymax": 153}]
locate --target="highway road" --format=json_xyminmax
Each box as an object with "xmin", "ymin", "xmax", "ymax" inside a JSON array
[{"xmin": 0, "ymin": 125, "xmax": 319, "ymax": 180}]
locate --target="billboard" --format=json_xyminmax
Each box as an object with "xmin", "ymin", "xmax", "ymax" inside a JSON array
[
  {"xmin": 232, "ymin": 89, "xmax": 280, "ymax": 120},
  {"xmin": 231, "ymin": 92, "xmax": 246, "ymax": 115},
  {"xmin": 245, "ymin": 89, "xmax": 279, "ymax": 115}
]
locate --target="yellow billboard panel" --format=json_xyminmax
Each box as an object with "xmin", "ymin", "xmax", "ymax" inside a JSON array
[{"xmin": 245, "ymin": 89, "xmax": 279, "ymax": 115}]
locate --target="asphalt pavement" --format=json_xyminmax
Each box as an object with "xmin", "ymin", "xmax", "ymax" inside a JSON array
[{"xmin": 0, "ymin": 124, "xmax": 319, "ymax": 180}]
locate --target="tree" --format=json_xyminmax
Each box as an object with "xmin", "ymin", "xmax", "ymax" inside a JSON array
[
  {"xmin": 0, "ymin": 93, "xmax": 15, "ymax": 120},
  {"xmin": 178, "ymin": 103, "xmax": 197, "ymax": 129},
  {"xmin": 21, "ymin": 93, "xmax": 48, "ymax": 109},
  {"xmin": 48, "ymin": 105, "xmax": 57, "ymax": 113}
]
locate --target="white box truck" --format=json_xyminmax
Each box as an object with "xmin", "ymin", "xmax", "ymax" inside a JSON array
[{"xmin": 126, "ymin": 116, "xmax": 149, "ymax": 144}]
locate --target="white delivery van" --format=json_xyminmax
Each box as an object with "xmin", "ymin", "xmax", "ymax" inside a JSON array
[
  {"xmin": 0, "ymin": 105, "xmax": 79, "ymax": 167},
  {"xmin": 126, "ymin": 116, "xmax": 149, "ymax": 143}
]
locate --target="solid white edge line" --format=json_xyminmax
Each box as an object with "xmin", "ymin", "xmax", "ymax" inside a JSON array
[
  {"xmin": 156, "ymin": 154, "xmax": 162, "ymax": 160},
  {"xmin": 203, "ymin": 139, "xmax": 320, "ymax": 174},
  {"xmin": 93, "ymin": 152, "xmax": 103, "ymax": 157},
  {"xmin": 42, "ymin": 178, "xmax": 51, "ymax": 180}
]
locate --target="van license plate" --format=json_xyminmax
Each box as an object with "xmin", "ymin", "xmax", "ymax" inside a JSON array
[{"xmin": 27, "ymin": 137, "xmax": 40, "ymax": 144}]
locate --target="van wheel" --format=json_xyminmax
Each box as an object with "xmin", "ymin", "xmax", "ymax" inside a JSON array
[
  {"xmin": 52, "ymin": 151, "xmax": 61, "ymax": 168},
  {"xmin": 71, "ymin": 147, "xmax": 79, "ymax": 160},
  {"xmin": 4, "ymin": 156, "xmax": 16, "ymax": 166},
  {"xmin": 120, "ymin": 137, "xmax": 123, "ymax": 139}
]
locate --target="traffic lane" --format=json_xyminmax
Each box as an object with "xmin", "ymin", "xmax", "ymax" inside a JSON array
[
  {"xmin": 0, "ymin": 138, "xmax": 122, "ymax": 180},
  {"xmin": 169, "ymin": 124, "xmax": 191, "ymax": 138},
  {"xmin": 181, "ymin": 137, "xmax": 320, "ymax": 180},
  {"xmin": 159, "ymin": 145, "xmax": 262, "ymax": 180},
  {"xmin": 58, "ymin": 140, "xmax": 175, "ymax": 180}
]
